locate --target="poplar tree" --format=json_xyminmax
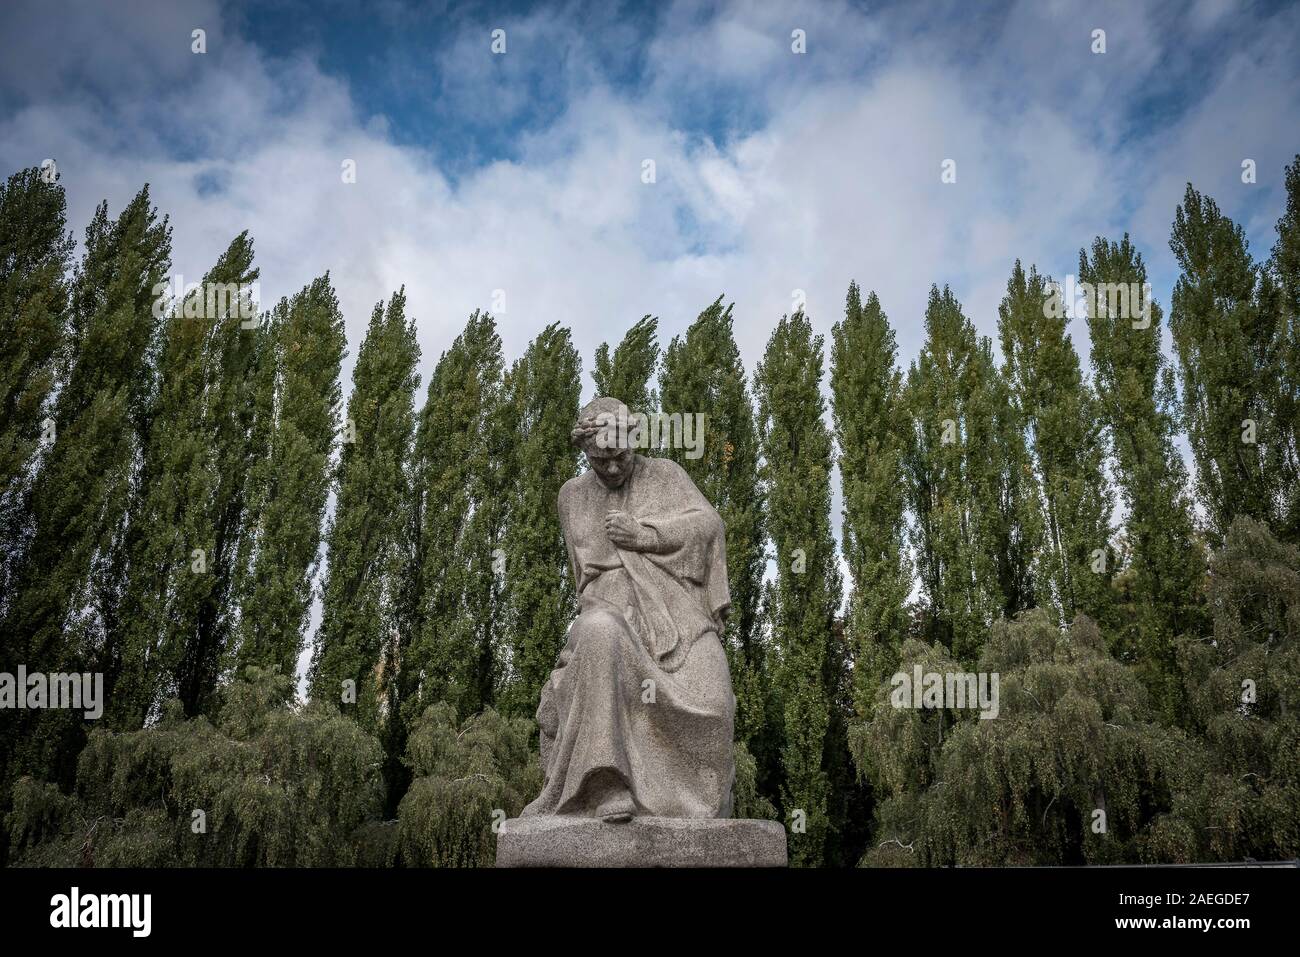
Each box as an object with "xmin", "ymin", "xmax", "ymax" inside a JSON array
[
  {"xmin": 754, "ymin": 309, "xmax": 842, "ymax": 867},
  {"xmin": 174, "ymin": 243, "xmax": 278, "ymax": 718},
  {"xmin": 1080, "ymin": 236, "xmax": 1204, "ymax": 719},
  {"xmin": 976, "ymin": 341, "xmax": 1040, "ymax": 626},
  {"xmin": 659, "ymin": 296, "xmax": 771, "ymax": 788},
  {"xmin": 234, "ymin": 275, "xmax": 346, "ymax": 684},
  {"xmin": 0, "ymin": 167, "xmax": 73, "ymax": 606},
  {"xmin": 999, "ymin": 261, "xmax": 1113, "ymax": 626},
  {"xmin": 1169, "ymin": 187, "xmax": 1280, "ymax": 542},
  {"xmin": 830, "ymin": 282, "xmax": 911, "ymax": 699},
  {"xmin": 113, "ymin": 234, "xmax": 260, "ymax": 727},
  {"xmin": 1263, "ymin": 155, "xmax": 1300, "ymax": 542},
  {"xmin": 399, "ymin": 310, "xmax": 506, "ymax": 738},
  {"xmin": 592, "ymin": 314, "xmax": 659, "ymax": 414},
  {"xmin": 310, "ymin": 290, "xmax": 419, "ymax": 732},
  {"xmin": 1, "ymin": 188, "xmax": 170, "ymax": 790},
  {"xmin": 903, "ymin": 285, "xmax": 1040, "ymax": 663},
  {"xmin": 496, "ymin": 323, "xmax": 581, "ymax": 718}
]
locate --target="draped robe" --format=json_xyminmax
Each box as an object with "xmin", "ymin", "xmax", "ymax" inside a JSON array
[{"xmin": 521, "ymin": 454, "xmax": 736, "ymax": 819}]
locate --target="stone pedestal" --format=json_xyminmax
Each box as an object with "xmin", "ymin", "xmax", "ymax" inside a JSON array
[{"xmin": 495, "ymin": 816, "xmax": 787, "ymax": 868}]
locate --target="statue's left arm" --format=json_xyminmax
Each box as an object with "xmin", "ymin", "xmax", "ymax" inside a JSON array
[{"xmin": 634, "ymin": 505, "xmax": 721, "ymax": 554}]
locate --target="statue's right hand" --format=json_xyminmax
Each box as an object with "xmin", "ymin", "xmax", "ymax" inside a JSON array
[{"xmin": 603, "ymin": 509, "xmax": 643, "ymax": 548}]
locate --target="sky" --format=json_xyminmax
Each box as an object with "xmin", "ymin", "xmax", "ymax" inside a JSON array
[{"xmin": 3, "ymin": 0, "xmax": 1299, "ymax": 684}]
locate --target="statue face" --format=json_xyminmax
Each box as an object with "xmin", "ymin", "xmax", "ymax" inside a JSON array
[{"xmin": 585, "ymin": 444, "xmax": 634, "ymax": 489}]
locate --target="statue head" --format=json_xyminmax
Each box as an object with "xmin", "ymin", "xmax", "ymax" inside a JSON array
[{"xmin": 572, "ymin": 396, "xmax": 636, "ymax": 490}]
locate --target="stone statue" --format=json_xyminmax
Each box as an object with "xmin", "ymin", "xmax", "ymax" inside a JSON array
[
  {"xmin": 497, "ymin": 397, "xmax": 786, "ymax": 866},
  {"xmin": 521, "ymin": 396, "xmax": 735, "ymax": 822}
]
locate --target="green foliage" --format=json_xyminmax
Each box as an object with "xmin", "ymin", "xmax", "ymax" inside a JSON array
[
  {"xmin": 1081, "ymin": 236, "xmax": 1205, "ymax": 719},
  {"xmin": 6, "ymin": 667, "xmax": 385, "ymax": 867},
  {"xmin": 234, "ymin": 276, "xmax": 347, "ymax": 681},
  {"xmin": 591, "ymin": 314, "xmax": 659, "ymax": 414},
  {"xmin": 827, "ymin": 283, "xmax": 911, "ymax": 863},
  {"xmin": 6, "ymin": 164, "xmax": 1298, "ymax": 868},
  {"xmin": 1170, "ymin": 187, "xmax": 1283, "ymax": 543},
  {"xmin": 311, "ymin": 289, "xmax": 419, "ymax": 734},
  {"xmin": 1263, "ymin": 155, "xmax": 1300, "ymax": 543},
  {"xmin": 904, "ymin": 285, "xmax": 1041, "ymax": 662},
  {"xmin": 999, "ymin": 262, "xmax": 1114, "ymax": 627},
  {"xmin": 395, "ymin": 703, "xmax": 540, "ymax": 867},
  {"xmin": 170, "ymin": 260, "xmax": 280, "ymax": 718},
  {"xmin": 856, "ymin": 610, "xmax": 1199, "ymax": 866},
  {"xmin": 0, "ymin": 167, "xmax": 73, "ymax": 607},
  {"xmin": 400, "ymin": 310, "xmax": 507, "ymax": 736},
  {"xmin": 5, "ymin": 674, "xmax": 545, "ymax": 870},
  {"xmin": 659, "ymin": 296, "xmax": 772, "ymax": 790},
  {"xmin": 830, "ymin": 283, "xmax": 911, "ymax": 702},
  {"xmin": 754, "ymin": 309, "xmax": 842, "ymax": 866},
  {"xmin": 496, "ymin": 323, "xmax": 581, "ymax": 718},
  {"xmin": 731, "ymin": 740, "xmax": 778, "ymax": 821},
  {"xmin": 113, "ymin": 233, "xmax": 261, "ymax": 727},
  {"xmin": 1, "ymin": 188, "xmax": 171, "ymax": 791},
  {"xmin": 1167, "ymin": 518, "xmax": 1299, "ymax": 860}
]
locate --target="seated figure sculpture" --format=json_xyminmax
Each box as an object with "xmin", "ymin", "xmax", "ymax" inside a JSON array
[{"xmin": 520, "ymin": 396, "xmax": 735, "ymax": 823}]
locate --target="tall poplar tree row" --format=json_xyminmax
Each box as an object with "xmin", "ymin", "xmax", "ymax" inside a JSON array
[
  {"xmin": 1079, "ymin": 236, "xmax": 1204, "ymax": 719},
  {"xmin": 1, "ymin": 188, "xmax": 171, "ymax": 790},
  {"xmin": 659, "ymin": 296, "xmax": 771, "ymax": 792},
  {"xmin": 591, "ymin": 314, "xmax": 659, "ymax": 414},
  {"xmin": 10, "ymin": 157, "xmax": 1300, "ymax": 868},
  {"xmin": 754, "ymin": 309, "xmax": 842, "ymax": 867},
  {"xmin": 233, "ymin": 275, "xmax": 346, "ymax": 685},
  {"xmin": 496, "ymin": 323, "xmax": 581, "ymax": 718},
  {"xmin": 112, "ymin": 234, "xmax": 260, "ymax": 727},
  {"xmin": 830, "ymin": 283, "xmax": 911, "ymax": 697},
  {"xmin": 903, "ymin": 285, "xmax": 1040, "ymax": 663},
  {"xmin": 0, "ymin": 168, "xmax": 73, "ymax": 610},
  {"xmin": 999, "ymin": 261, "xmax": 1113, "ymax": 627},
  {"xmin": 310, "ymin": 290, "xmax": 420, "ymax": 733}
]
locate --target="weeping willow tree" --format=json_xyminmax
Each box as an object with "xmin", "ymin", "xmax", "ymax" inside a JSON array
[
  {"xmin": 391, "ymin": 703, "xmax": 540, "ymax": 867},
  {"xmin": 1157, "ymin": 518, "xmax": 1300, "ymax": 861},
  {"xmin": 854, "ymin": 610, "xmax": 1199, "ymax": 866},
  {"xmin": 5, "ymin": 667, "xmax": 385, "ymax": 867}
]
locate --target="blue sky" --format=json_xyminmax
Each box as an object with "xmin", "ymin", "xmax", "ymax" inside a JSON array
[{"xmin": 235, "ymin": 1, "xmax": 661, "ymax": 165}]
